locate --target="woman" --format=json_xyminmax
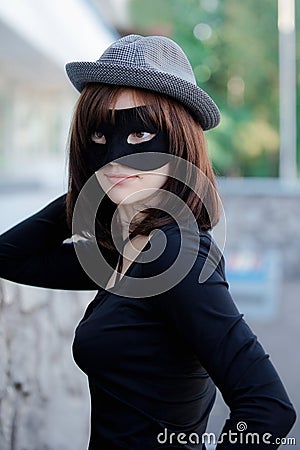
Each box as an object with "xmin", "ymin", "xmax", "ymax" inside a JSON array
[{"xmin": 0, "ymin": 35, "xmax": 296, "ymax": 449}]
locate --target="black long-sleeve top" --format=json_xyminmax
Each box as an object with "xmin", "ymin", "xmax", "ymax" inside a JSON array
[{"xmin": 0, "ymin": 194, "xmax": 296, "ymax": 449}]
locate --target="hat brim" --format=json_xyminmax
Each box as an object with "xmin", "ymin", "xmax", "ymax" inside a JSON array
[{"xmin": 65, "ymin": 62, "xmax": 220, "ymax": 130}]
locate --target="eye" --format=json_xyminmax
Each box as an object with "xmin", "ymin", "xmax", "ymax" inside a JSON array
[
  {"xmin": 91, "ymin": 131, "xmax": 106, "ymax": 144},
  {"xmin": 127, "ymin": 131, "xmax": 156, "ymax": 145}
]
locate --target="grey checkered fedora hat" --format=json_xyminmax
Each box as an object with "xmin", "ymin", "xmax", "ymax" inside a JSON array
[{"xmin": 65, "ymin": 34, "xmax": 220, "ymax": 130}]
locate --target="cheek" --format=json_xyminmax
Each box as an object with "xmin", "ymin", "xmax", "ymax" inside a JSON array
[
  {"xmin": 95, "ymin": 169, "xmax": 111, "ymax": 195},
  {"xmin": 141, "ymin": 169, "xmax": 169, "ymax": 190},
  {"xmin": 143, "ymin": 174, "xmax": 168, "ymax": 190}
]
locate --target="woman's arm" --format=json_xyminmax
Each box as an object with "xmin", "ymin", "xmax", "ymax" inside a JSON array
[
  {"xmin": 155, "ymin": 228, "xmax": 296, "ymax": 448},
  {"xmin": 0, "ymin": 194, "xmax": 99, "ymax": 290}
]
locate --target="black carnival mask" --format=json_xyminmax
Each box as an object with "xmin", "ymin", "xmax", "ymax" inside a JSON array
[{"xmin": 86, "ymin": 106, "xmax": 171, "ymax": 172}]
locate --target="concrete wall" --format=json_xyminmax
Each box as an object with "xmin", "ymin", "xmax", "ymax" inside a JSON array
[
  {"xmin": 0, "ymin": 282, "xmax": 94, "ymax": 450},
  {"xmin": 219, "ymin": 178, "xmax": 300, "ymax": 280},
  {"xmin": 0, "ymin": 179, "xmax": 299, "ymax": 449}
]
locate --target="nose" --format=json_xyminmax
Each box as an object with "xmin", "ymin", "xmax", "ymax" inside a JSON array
[
  {"xmin": 105, "ymin": 161, "xmax": 129, "ymax": 171},
  {"xmin": 106, "ymin": 161, "xmax": 122, "ymax": 168}
]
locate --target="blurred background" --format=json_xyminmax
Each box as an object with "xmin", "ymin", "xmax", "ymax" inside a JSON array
[{"xmin": 0, "ymin": 0, "xmax": 299, "ymax": 449}]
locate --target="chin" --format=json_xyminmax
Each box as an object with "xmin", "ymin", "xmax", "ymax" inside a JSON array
[
  {"xmin": 107, "ymin": 188, "xmax": 154, "ymax": 206},
  {"xmin": 108, "ymin": 195, "xmax": 135, "ymax": 205}
]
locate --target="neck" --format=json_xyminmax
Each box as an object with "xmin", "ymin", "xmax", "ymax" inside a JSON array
[
  {"xmin": 117, "ymin": 204, "xmax": 145, "ymax": 240},
  {"xmin": 116, "ymin": 189, "xmax": 166, "ymax": 241}
]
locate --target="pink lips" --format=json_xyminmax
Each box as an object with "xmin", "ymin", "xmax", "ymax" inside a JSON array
[{"xmin": 104, "ymin": 172, "xmax": 140, "ymax": 185}]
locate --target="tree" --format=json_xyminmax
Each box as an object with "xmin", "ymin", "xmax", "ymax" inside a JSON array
[{"xmin": 128, "ymin": 0, "xmax": 299, "ymax": 177}]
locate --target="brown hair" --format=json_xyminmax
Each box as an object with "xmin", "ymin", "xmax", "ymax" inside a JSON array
[{"xmin": 66, "ymin": 83, "xmax": 220, "ymax": 252}]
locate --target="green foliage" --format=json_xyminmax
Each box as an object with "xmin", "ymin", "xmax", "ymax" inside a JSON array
[{"xmin": 128, "ymin": 0, "xmax": 299, "ymax": 177}]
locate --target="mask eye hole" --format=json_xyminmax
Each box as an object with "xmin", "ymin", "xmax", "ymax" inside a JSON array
[
  {"xmin": 127, "ymin": 131, "xmax": 156, "ymax": 145},
  {"xmin": 91, "ymin": 131, "xmax": 106, "ymax": 144}
]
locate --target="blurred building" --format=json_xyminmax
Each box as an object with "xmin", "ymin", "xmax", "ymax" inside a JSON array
[{"xmin": 0, "ymin": 0, "xmax": 117, "ymax": 190}]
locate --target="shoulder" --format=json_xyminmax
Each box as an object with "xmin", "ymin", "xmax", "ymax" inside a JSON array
[{"xmin": 141, "ymin": 222, "xmax": 226, "ymax": 283}]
